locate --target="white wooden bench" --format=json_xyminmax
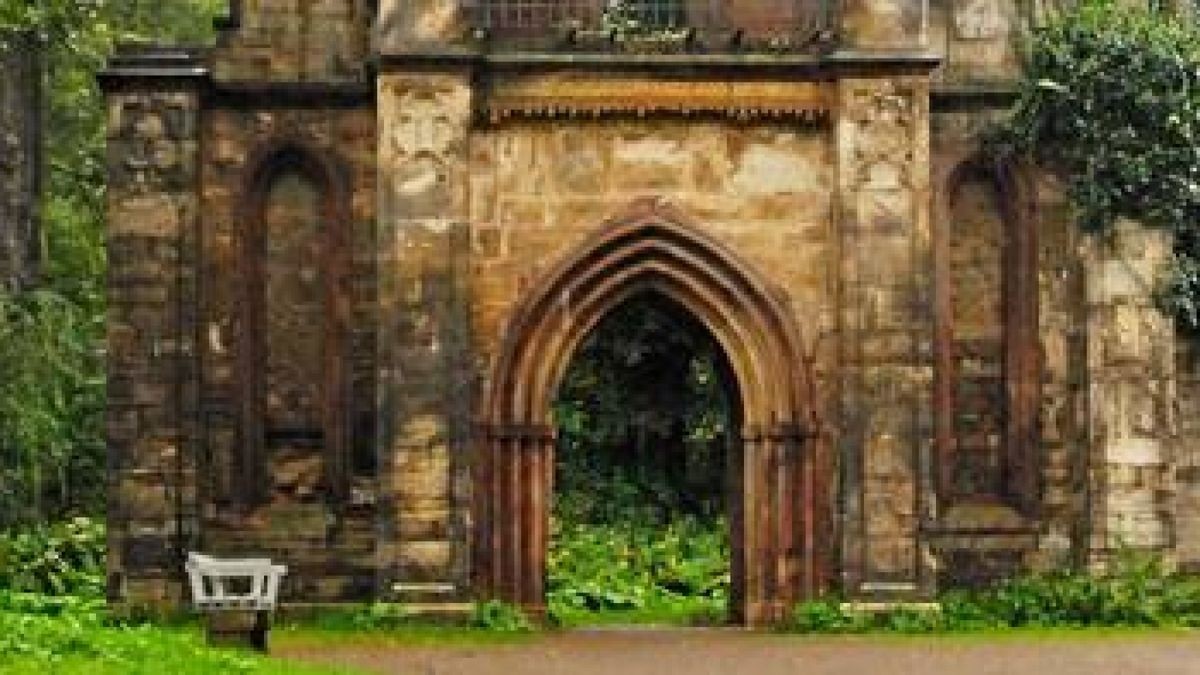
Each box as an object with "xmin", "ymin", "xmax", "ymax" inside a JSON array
[{"xmin": 185, "ymin": 552, "xmax": 288, "ymax": 651}]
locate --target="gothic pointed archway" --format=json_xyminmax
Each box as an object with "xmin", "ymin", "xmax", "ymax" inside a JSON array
[{"xmin": 474, "ymin": 198, "xmax": 828, "ymax": 625}]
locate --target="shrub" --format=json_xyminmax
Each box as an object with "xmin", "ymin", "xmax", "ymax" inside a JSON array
[
  {"xmin": 0, "ymin": 517, "xmax": 105, "ymax": 597},
  {"xmin": 546, "ymin": 514, "xmax": 729, "ymax": 622},
  {"xmin": 790, "ymin": 599, "xmax": 860, "ymax": 634},
  {"xmin": 470, "ymin": 601, "xmax": 533, "ymax": 633},
  {"xmin": 787, "ymin": 552, "xmax": 1200, "ymax": 633}
]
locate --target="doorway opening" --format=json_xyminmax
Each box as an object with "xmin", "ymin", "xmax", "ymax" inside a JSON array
[
  {"xmin": 548, "ymin": 293, "xmax": 740, "ymax": 626},
  {"xmin": 472, "ymin": 202, "xmax": 826, "ymax": 625}
]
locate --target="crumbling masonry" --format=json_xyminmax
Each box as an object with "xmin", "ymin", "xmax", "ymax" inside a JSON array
[{"xmin": 101, "ymin": 0, "xmax": 1200, "ymax": 624}]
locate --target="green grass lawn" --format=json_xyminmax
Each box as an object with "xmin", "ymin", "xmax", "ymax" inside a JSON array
[
  {"xmin": 4, "ymin": 606, "xmax": 1198, "ymax": 675},
  {"xmin": 273, "ymin": 622, "xmax": 536, "ymax": 649},
  {"xmin": 0, "ymin": 621, "xmax": 368, "ymax": 674}
]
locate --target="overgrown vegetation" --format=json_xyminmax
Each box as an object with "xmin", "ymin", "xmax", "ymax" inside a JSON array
[
  {"xmin": 547, "ymin": 296, "xmax": 733, "ymax": 625},
  {"xmin": 0, "ymin": 593, "xmax": 358, "ymax": 674},
  {"xmin": 995, "ymin": 0, "xmax": 1200, "ymax": 333},
  {"xmin": 0, "ymin": 521, "xmax": 366, "ymax": 674},
  {"xmin": 0, "ymin": 517, "xmax": 105, "ymax": 597},
  {"xmin": 790, "ymin": 553, "xmax": 1200, "ymax": 634},
  {"xmin": 0, "ymin": 1, "xmax": 224, "ymax": 528}
]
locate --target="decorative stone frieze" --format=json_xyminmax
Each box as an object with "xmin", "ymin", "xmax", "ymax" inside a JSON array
[{"xmin": 483, "ymin": 76, "xmax": 831, "ymax": 123}]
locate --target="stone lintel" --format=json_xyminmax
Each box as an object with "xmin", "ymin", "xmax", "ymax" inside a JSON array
[
  {"xmin": 377, "ymin": 48, "xmax": 941, "ymax": 74},
  {"xmin": 98, "ymin": 46, "xmax": 210, "ymax": 91}
]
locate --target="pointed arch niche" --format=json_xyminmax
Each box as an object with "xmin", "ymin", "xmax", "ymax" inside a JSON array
[
  {"xmin": 234, "ymin": 143, "xmax": 353, "ymax": 507},
  {"xmin": 934, "ymin": 158, "xmax": 1040, "ymax": 522},
  {"xmin": 473, "ymin": 198, "xmax": 828, "ymax": 625}
]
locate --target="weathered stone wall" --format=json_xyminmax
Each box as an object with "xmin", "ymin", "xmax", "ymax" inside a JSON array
[
  {"xmin": 1174, "ymin": 337, "xmax": 1200, "ymax": 572},
  {"xmin": 375, "ymin": 0, "xmax": 470, "ymax": 52},
  {"xmin": 929, "ymin": 105, "xmax": 1087, "ymax": 586},
  {"xmin": 1030, "ymin": 172, "xmax": 1089, "ymax": 571},
  {"xmin": 842, "ymin": 0, "xmax": 928, "ymax": 50},
  {"xmin": 104, "ymin": 82, "xmax": 203, "ymax": 607},
  {"xmin": 945, "ymin": 165, "xmax": 1007, "ymax": 501},
  {"xmin": 0, "ymin": 33, "xmax": 40, "ymax": 289},
  {"xmin": 929, "ymin": 0, "xmax": 1021, "ymax": 86},
  {"xmin": 466, "ymin": 117, "xmax": 837, "ymax": 380},
  {"xmin": 1084, "ymin": 222, "xmax": 1177, "ymax": 568},
  {"xmin": 196, "ymin": 105, "xmax": 378, "ymax": 601},
  {"xmin": 214, "ymin": 0, "xmax": 372, "ymax": 82}
]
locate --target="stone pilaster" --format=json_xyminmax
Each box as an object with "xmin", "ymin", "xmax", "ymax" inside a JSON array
[
  {"xmin": 836, "ymin": 76, "xmax": 935, "ymax": 597},
  {"xmin": 376, "ymin": 69, "xmax": 474, "ymax": 600},
  {"xmin": 102, "ymin": 55, "xmax": 204, "ymax": 607},
  {"xmin": 1084, "ymin": 221, "xmax": 1177, "ymax": 568},
  {"xmin": 1032, "ymin": 179, "xmax": 1088, "ymax": 570}
]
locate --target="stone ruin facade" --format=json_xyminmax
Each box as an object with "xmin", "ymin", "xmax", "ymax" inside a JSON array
[{"xmin": 101, "ymin": 0, "xmax": 1200, "ymax": 624}]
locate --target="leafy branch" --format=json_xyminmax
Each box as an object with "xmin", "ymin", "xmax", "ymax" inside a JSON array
[{"xmin": 993, "ymin": 0, "xmax": 1200, "ymax": 335}]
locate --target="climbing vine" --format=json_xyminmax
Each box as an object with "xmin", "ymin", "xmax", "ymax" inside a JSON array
[{"xmin": 994, "ymin": 0, "xmax": 1200, "ymax": 333}]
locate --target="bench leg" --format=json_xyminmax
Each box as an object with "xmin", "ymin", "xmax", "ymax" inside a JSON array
[
  {"xmin": 204, "ymin": 610, "xmax": 272, "ymax": 653},
  {"xmin": 252, "ymin": 610, "xmax": 270, "ymax": 653}
]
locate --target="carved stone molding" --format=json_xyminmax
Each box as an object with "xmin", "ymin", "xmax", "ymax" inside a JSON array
[
  {"xmin": 484, "ymin": 76, "xmax": 831, "ymax": 123},
  {"xmin": 379, "ymin": 74, "xmax": 472, "ymax": 220}
]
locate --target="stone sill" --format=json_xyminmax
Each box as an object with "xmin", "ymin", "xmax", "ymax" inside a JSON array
[
  {"xmin": 376, "ymin": 48, "xmax": 941, "ymax": 74},
  {"xmin": 841, "ymin": 601, "xmax": 942, "ymax": 614}
]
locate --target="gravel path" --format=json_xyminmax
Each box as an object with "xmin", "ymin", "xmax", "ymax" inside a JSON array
[{"xmin": 280, "ymin": 628, "xmax": 1200, "ymax": 675}]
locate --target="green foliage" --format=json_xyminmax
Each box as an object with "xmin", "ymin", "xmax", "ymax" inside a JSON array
[
  {"xmin": 995, "ymin": 0, "xmax": 1200, "ymax": 332},
  {"xmin": 787, "ymin": 554, "xmax": 1200, "ymax": 634},
  {"xmin": 290, "ymin": 602, "xmax": 422, "ymax": 633},
  {"xmin": 470, "ymin": 600, "xmax": 533, "ymax": 632},
  {"xmin": 547, "ymin": 514, "xmax": 729, "ymax": 621},
  {"xmin": 0, "ymin": 517, "xmax": 105, "ymax": 597},
  {"xmin": 0, "ymin": 1, "xmax": 225, "ymax": 528},
  {"xmin": 0, "ymin": 593, "xmax": 354, "ymax": 674},
  {"xmin": 554, "ymin": 296, "xmax": 732, "ymax": 523},
  {"xmin": 0, "ymin": 290, "xmax": 105, "ymax": 527},
  {"xmin": 790, "ymin": 597, "xmax": 861, "ymax": 633},
  {"xmin": 549, "ymin": 295, "xmax": 733, "ymax": 625},
  {"xmin": 600, "ymin": 0, "xmax": 689, "ymax": 40},
  {"xmin": 0, "ymin": 517, "xmax": 354, "ymax": 673}
]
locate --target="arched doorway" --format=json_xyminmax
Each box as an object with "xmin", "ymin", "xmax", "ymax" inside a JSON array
[{"xmin": 474, "ymin": 198, "xmax": 828, "ymax": 625}]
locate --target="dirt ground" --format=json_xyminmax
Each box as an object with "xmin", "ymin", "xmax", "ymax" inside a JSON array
[{"xmin": 280, "ymin": 628, "xmax": 1200, "ymax": 675}]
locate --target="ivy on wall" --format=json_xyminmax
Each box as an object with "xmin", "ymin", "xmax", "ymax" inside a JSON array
[{"xmin": 994, "ymin": 0, "xmax": 1200, "ymax": 333}]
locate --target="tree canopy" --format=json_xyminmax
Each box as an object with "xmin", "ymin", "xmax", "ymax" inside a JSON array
[
  {"xmin": 996, "ymin": 0, "xmax": 1200, "ymax": 332},
  {"xmin": 0, "ymin": 1, "xmax": 223, "ymax": 528}
]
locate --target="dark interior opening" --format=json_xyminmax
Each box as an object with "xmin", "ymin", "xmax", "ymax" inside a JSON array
[{"xmin": 549, "ymin": 291, "xmax": 741, "ymax": 625}]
